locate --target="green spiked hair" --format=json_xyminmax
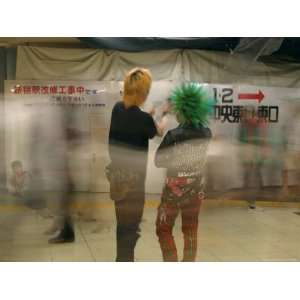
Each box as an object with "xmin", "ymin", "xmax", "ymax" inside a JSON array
[{"xmin": 170, "ymin": 82, "xmax": 214, "ymax": 127}]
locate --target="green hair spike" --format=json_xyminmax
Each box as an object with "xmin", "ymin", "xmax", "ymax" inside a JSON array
[{"xmin": 170, "ymin": 82, "xmax": 215, "ymax": 127}]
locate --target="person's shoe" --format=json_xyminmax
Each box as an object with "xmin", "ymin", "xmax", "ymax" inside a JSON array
[
  {"xmin": 48, "ymin": 218, "xmax": 75, "ymax": 244},
  {"xmin": 248, "ymin": 204, "xmax": 256, "ymax": 209},
  {"xmin": 48, "ymin": 222, "xmax": 75, "ymax": 244},
  {"xmin": 48, "ymin": 231, "xmax": 75, "ymax": 244}
]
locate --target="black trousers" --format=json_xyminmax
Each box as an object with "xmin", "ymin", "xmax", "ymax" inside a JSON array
[
  {"xmin": 51, "ymin": 187, "xmax": 74, "ymax": 236},
  {"xmin": 114, "ymin": 184, "xmax": 145, "ymax": 262},
  {"xmin": 243, "ymin": 161, "xmax": 264, "ymax": 206}
]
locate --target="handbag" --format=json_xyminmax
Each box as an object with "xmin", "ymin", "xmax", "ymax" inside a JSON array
[{"xmin": 105, "ymin": 163, "xmax": 140, "ymax": 202}]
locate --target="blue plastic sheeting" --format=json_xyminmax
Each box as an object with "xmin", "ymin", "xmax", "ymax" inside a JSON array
[
  {"xmin": 79, "ymin": 37, "xmax": 239, "ymax": 52},
  {"xmin": 79, "ymin": 37, "xmax": 300, "ymax": 62}
]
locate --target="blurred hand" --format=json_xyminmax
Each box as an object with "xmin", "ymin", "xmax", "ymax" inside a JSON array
[
  {"xmin": 162, "ymin": 101, "xmax": 171, "ymax": 115},
  {"xmin": 148, "ymin": 107, "xmax": 156, "ymax": 116},
  {"xmin": 160, "ymin": 115, "xmax": 168, "ymax": 130},
  {"xmin": 156, "ymin": 115, "xmax": 168, "ymax": 137}
]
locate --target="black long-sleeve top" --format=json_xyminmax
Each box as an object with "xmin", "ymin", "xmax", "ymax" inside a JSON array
[{"xmin": 108, "ymin": 101, "xmax": 157, "ymax": 176}]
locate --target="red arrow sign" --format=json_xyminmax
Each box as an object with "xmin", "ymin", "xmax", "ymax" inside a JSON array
[{"xmin": 238, "ymin": 90, "xmax": 265, "ymax": 103}]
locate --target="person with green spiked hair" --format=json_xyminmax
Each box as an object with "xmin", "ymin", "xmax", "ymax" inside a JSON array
[
  {"xmin": 155, "ymin": 82, "xmax": 213, "ymax": 262},
  {"xmin": 170, "ymin": 82, "xmax": 214, "ymax": 127}
]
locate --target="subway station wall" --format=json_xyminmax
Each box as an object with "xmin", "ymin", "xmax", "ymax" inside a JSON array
[
  {"xmin": 5, "ymin": 80, "xmax": 300, "ymax": 194},
  {"xmin": 3, "ymin": 45, "xmax": 300, "ymax": 193}
]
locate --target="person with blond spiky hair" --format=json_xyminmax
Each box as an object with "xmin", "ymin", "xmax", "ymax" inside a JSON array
[
  {"xmin": 108, "ymin": 67, "xmax": 166, "ymax": 262},
  {"xmin": 155, "ymin": 82, "xmax": 214, "ymax": 262}
]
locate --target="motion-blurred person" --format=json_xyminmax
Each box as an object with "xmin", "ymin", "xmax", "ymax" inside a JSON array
[
  {"xmin": 107, "ymin": 68, "xmax": 166, "ymax": 261},
  {"xmin": 30, "ymin": 102, "xmax": 75, "ymax": 243},
  {"xmin": 49, "ymin": 110, "xmax": 75, "ymax": 244},
  {"xmin": 238, "ymin": 108, "xmax": 269, "ymax": 209},
  {"xmin": 155, "ymin": 83, "xmax": 213, "ymax": 262},
  {"xmin": 282, "ymin": 105, "xmax": 300, "ymax": 197}
]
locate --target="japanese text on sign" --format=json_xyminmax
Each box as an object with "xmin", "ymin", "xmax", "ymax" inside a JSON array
[{"xmin": 11, "ymin": 85, "xmax": 99, "ymax": 96}]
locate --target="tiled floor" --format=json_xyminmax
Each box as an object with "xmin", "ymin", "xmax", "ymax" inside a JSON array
[{"xmin": 1, "ymin": 194, "xmax": 300, "ymax": 262}]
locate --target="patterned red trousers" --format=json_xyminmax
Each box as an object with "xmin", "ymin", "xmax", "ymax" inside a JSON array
[{"xmin": 156, "ymin": 195, "xmax": 202, "ymax": 262}]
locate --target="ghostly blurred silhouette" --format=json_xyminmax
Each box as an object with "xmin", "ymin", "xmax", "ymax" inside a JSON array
[
  {"xmin": 29, "ymin": 102, "xmax": 75, "ymax": 243},
  {"xmin": 107, "ymin": 68, "xmax": 165, "ymax": 261},
  {"xmin": 238, "ymin": 107, "xmax": 269, "ymax": 209},
  {"xmin": 155, "ymin": 83, "xmax": 213, "ymax": 262},
  {"xmin": 281, "ymin": 105, "xmax": 300, "ymax": 196}
]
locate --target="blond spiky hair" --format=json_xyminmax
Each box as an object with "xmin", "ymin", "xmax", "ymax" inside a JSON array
[{"xmin": 123, "ymin": 68, "xmax": 152, "ymax": 108}]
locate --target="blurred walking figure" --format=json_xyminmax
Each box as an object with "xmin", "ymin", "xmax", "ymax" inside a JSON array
[
  {"xmin": 30, "ymin": 102, "xmax": 75, "ymax": 243},
  {"xmin": 238, "ymin": 108, "xmax": 269, "ymax": 209},
  {"xmin": 155, "ymin": 83, "xmax": 213, "ymax": 262},
  {"xmin": 281, "ymin": 106, "xmax": 300, "ymax": 196},
  {"xmin": 107, "ymin": 68, "xmax": 166, "ymax": 261}
]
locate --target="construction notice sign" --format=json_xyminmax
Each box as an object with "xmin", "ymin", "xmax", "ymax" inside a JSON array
[{"xmin": 4, "ymin": 80, "xmax": 120, "ymax": 192}]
